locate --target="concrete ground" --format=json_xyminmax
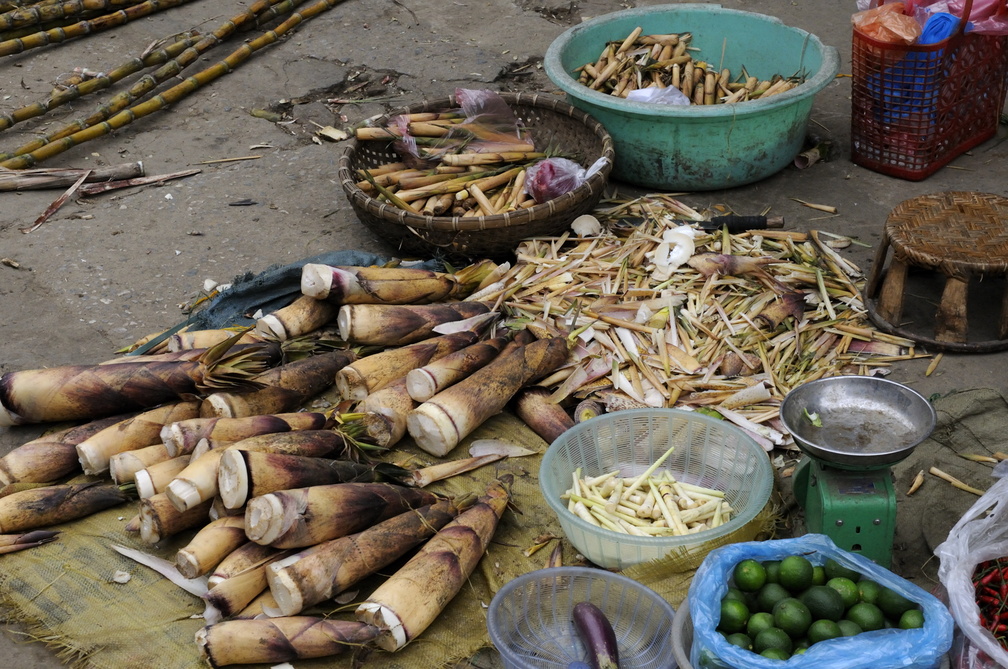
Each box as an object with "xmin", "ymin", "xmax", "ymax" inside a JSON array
[{"xmin": 1, "ymin": 0, "xmax": 1006, "ymax": 666}]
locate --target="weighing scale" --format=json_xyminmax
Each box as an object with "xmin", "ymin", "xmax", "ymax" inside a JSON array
[{"xmin": 779, "ymin": 376, "xmax": 937, "ymax": 568}]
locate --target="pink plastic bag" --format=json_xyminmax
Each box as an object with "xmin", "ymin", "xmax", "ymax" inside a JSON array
[
  {"xmin": 524, "ymin": 158, "xmax": 586, "ymax": 204},
  {"xmin": 853, "ymin": 2, "xmax": 924, "ymax": 43}
]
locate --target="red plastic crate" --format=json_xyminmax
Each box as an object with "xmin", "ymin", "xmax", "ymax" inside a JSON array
[{"xmin": 850, "ymin": 3, "xmax": 1008, "ymax": 181}]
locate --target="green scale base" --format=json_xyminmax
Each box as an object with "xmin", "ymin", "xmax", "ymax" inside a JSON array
[{"xmin": 793, "ymin": 457, "xmax": 897, "ymax": 568}]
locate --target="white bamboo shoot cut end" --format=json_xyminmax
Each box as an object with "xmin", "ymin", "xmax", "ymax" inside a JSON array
[
  {"xmin": 217, "ymin": 450, "xmax": 249, "ymax": 510},
  {"xmin": 245, "ymin": 494, "xmax": 286, "ymax": 545},
  {"xmin": 204, "ymin": 394, "xmax": 236, "ymax": 419},
  {"xmin": 335, "ymin": 367, "xmax": 367, "ymax": 402},
  {"xmin": 356, "ymin": 602, "xmax": 407, "ymax": 651},
  {"xmin": 265, "ymin": 556, "xmax": 305, "ymax": 616},
  {"xmin": 336, "ymin": 305, "xmax": 352, "ymax": 341},
  {"xmin": 176, "ymin": 549, "xmax": 202, "ymax": 580},
  {"xmin": 406, "ymin": 404, "xmax": 459, "ymax": 457},
  {"xmin": 138, "ymin": 506, "xmax": 161, "ymax": 544},
  {"xmin": 0, "ymin": 402, "xmax": 21, "ymax": 428},
  {"xmin": 405, "ymin": 368, "xmax": 437, "ymax": 402},
  {"xmin": 254, "ymin": 314, "xmax": 287, "ymax": 342},
  {"xmin": 76, "ymin": 441, "xmax": 108, "ymax": 476},
  {"xmin": 166, "ymin": 478, "xmax": 206, "ymax": 513},
  {"xmin": 300, "ymin": 263, "xmax": 333, "ymax": 300},
  {"xmin": 134, "ymin": 469, "xmax": 157, "ymax": 499},
  {"xmin": 160, "ymin": 424, "xmax": 181, "ymax": 456},
  {"xmin": 109, "ymin": 452, "xmax": 143, "ymax": 485}
]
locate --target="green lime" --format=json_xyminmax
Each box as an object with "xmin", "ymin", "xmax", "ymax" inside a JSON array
[
  {"xmin": 899, "ymin": 608, "xmax": 925, "ymax": 629},
  {"xmin": 837, "ymin": 619, "xmax": 863, "ymax": 637},
  {"xmin": 779, "ymin": 555, "xmax": 815, "ymax": 594},
  {"xmin": 754, "ymin": 626, "xmax": 793, "ymax": 654},
  {"xmin": 756, "ymin": 582, "xmax": 791, "ymax": 613},
  {"xmin": 761, "ymin": 648, "xmax": 791, "ymax": 660},
  {"xmin": 824, "ymin": 558, "xmax": 862, "ymax": 582},
  {"xmin": 763, "ymin": 560, "xmax": 781, "ymax": 584},
  {"xmin": 846, "ymin": 601, "xmax": 885, "ymax": 632},
  {"xmin": 826, "ymin": 577, "xmax": 860, "ymax": 610},
  {"xmin": 857, "ymin": 579, "xmax": 883, "ymax": 605},
  {"xmin": 725, "ymin": 632, "xmax": 752, "ymax": 649},
  {"xmin": 876, "ymin": 587, "xmax": 917, "ymax": 620},
  {"xmin": 793, "ymin": 646, "xmax": 807, "ymax": 655},
  {"xmin": 807, "ymin": 619, "xmax": 843, "ymax": 644},
  {"xmin": 734, "ymin": 559, "xmax": 768, "ymax": 593},
  {"xmin": 773, "ymin": 597, "xmax": 813, "ymax": 638},
  {"xmin": 747, "ymin": 611, "xmax": 776, "ymax": 638},
  {"xmin": 723, "ymin": 587, "xmax": 749, "ymax": 604},
  {"xmin": 799, "ymin": 585, "xmax": 846, "ymax": 622},
  {"xmin": 812, "ymin": 565, "xmax": 827, "ymax": 586},
  {"xmin": 719, "ymin": 598, "xmax": 750, "ymax": 634}
]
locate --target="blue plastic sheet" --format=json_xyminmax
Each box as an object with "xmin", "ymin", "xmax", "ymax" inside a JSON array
[{"xmin": 688, "ymin": 534, "xmax": 954, "ymax": 669}]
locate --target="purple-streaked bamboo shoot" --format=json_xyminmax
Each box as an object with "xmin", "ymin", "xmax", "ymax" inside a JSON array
[
  {"xmin": 244, "ymin": 483, "xmax": 438, "ymax": 549},
  {"xmin": 355, "ymin": 477, "xmax": 511, "ymax": 650},
  {"xmin": 0, "ymin": 529, "xmax": 60, "ymax": 554},
  {"xmin": 76, "ymin": 401, "xmax": 200, "ymax": 475},
  {"xmin": 300, "ymin": 261, "xmax": 494, "ymax": 305},
  {"xmin": 406, "ymin": 336, "xmax": 570, "ymax": 456},
  {"xmin": 513, "ymin": 386, "xmax": 574, "ymax": 444},
  {"xmin": 109, "ymin": 443, "xmax": 174, "ymax": 485},
  {"xmin": 208, "ymin": 540, "xmax": 282, "ymax": 588},
  {"xmin": 138, "ymin": 493, "xmax": 213, "ymax": 544},
  {"xmin": 176, "ymin": 516, "xmax": 248, "ymax": 579},
  {"xmin": 203, "ymin": 553, "xmax": 285, "ymax": 618},
  {"xmin": 336, "ymin": 302, "xmax": 490, "ymax": 346},
  {"xmin": 254, "ymin": 294, "xmax": 338, "ymax": 341},
  {"xmin": 404, "ymin": 334, "xmax": 508, "ymax": 402},
  {"xmin": 161, "ymin": 411, "xmax": 330, "ymax": 457},
  {"xmin": 135, "ymin": 455, "xmax": 192, "ymax": 499},
  {"xmin": 196, "ymin": 617, "xmax": 380, "ymax": 667},
  {"xmin": 0, "ymin": 481, "xmax": 129, "ymax": 532},
  {"xmin": 0, "ymin": 414, "xmax": 127, "ymax": 484},
  {"xmin": 358, "ymin": 378, "xmax": 415, "ymax": 448}
]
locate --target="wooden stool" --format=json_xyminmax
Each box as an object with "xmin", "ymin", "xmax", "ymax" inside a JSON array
[{"xmin": 864, "ymin": 191, "xmax": 1008, "ymax": 353}]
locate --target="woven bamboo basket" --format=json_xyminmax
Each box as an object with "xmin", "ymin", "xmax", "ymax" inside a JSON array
[{"xmin": 338, "ymin": 92, "xmax": 615, "ymax": 260}]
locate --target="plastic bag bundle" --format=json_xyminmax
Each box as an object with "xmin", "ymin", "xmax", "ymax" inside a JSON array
[
  {"xmin": 935, "ymin": 475, "xmax": 1008, "ymax": 668},
  {"xmin": 853, "ymin": 2, "xmax": 924, "ymax": 43},
  {"xmin": 689, "ymin": 534, "xmax": 954, "ymax": 669}
]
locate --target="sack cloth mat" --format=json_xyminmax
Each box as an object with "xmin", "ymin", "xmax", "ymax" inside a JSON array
[{"xmin": 1, "ymin": 388, "xmax": 1004, "ymax": 668}]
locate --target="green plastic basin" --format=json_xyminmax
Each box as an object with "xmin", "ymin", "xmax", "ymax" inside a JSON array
[{"xmin": 544, "ymin": 4, "xmax": 840, "ymax": 190}]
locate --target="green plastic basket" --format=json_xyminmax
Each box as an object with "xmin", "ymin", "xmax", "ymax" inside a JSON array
[
  {"xmin": 540, "ymin": 408, "xmax": 773, "ymax": 570},
  {"xmin": 544, "ymin": 4, "xmax": 840, "ymax": 190}
]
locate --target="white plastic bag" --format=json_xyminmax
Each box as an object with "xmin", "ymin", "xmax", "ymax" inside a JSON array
[{"xmin": 935, "ymin": 475, "xmax": 1008, "ymax": 668}]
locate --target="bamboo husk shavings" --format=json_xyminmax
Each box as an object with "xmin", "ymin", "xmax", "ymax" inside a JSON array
[{"xmin": 489, "ymin": 194, "xmax": 921, "ymax": 444}]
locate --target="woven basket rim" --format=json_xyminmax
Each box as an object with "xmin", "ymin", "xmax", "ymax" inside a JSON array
[{"xmin": 337, "ymin": 91, "xmax": 615, "ymax": 233}]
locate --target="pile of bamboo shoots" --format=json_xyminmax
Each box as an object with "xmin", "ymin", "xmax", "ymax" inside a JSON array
[{"xmin": 574, "ymin": 27, "xmax": 804, "ymax": 104}]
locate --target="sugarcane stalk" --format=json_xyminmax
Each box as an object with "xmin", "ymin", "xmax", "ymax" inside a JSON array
[
  {"xmin": 253, "ymin": 294, "xmax": 338, "ymax": 342},
  {"xmin": 300, "ymin": 260, "xmax": 495, "ymax": 305},
  {"xmin": 0, "ymin": 0, "xmax": 329, "ymax": 168},
  {"xmin": 218, "ymin": 450, "xmax": 410, "ymax": 509},
  {"xmin": 134, "ymin": 454, "xmax": 191, "ymax": 499},
  {"xmin": 356, "ymin": 476, "xmax": 511, "ymax": 651},
  {"xmin": 404, "ymin": 334, "xmax": 509, "ymax": 402},
  {"xmin": 0, "ymin": 481, "xmax": 128, "ymax": 532},
  {"xmin": 138, "ymin": 493, "xmax": 213, "ymax": 544},
  {"xmin": 166, "ymin": 429, "xmax": 359, "ymax": 512},
  {"xmin": 75, "ymin": 400, "xmax": 200, "ymax": 475},
  {"xmin": 513, "ymin": 385, "xmax": 573, "ymax": 443},
  {"xmin": 244, "ymin": 482, "xmax": 439, "ymax": 549},
  {"xmin": 336, "ymin": 330, "xmax": 480, "ymax": 401},
  {"xmin": 109, "ymin": 442, "xmax": 174, "ymax": 484},
  {"xmin": 175, "ymin": 516, "xmax": 247, "ymax": 579},
  {"xmin": 196, "ymin": 617, "xmax": 380, "ymax": 667},
  {"xmin": 0, "ymin": 161, "xmax": 144, "ymax": 190},
  {"xmin": 337, "ymin": 302, "xmax": 491, "ymax": 348},
  {"xmin": 201, "ymin": 349, "xmax": 356, "ymax": 419},
  {"xmin": 161, "ymin": 411, "xmax": 330, "ymax": 457},
  {"xmin": 267, "ymin": 496, "xmax": 470, "ymax": 616},
  {"xmin": 407, "ymin": 336, "xmax": 570, "ymax": 457},
  {"xmin": 0, "ymin": 529, "xmax": 59, "ymax": 554},
  {"xmin": 0, "ymin": 0, "xmax": 142, "ymax": 32},
  {"xmin": 0, "ymin": 413, "xmax": 127, "ymax": 484}
]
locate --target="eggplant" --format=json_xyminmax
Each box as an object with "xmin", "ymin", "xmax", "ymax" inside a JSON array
[{"xmin": 572, "ymin": 601, "xmax": 620, "ymax": 669}]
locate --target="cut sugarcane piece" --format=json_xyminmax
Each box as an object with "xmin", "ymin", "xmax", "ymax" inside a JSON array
[
  {"xmin": 135, "ymin": 455, "xmax": 192, "ymax": 499},
  {"xmin": 336, "ymin": 301, "xmax": 491, "ymax": 346},
  {"xmin": 244, "ymin": 482, "xmax": 438, "ymax": 549},
  {"xmin": 0, "ymin": 482, "xmax": 129, "ymax": 532},
  {"xmin": 166, "ymin": 429, "xmax": 357, "ymax": 513},
  {"xmin": 202, "ymin": 349, "xmax": 356, "ymax": 419},
  {"xmin": 355, "ymin": 476, "xmax": 511, "ymax": 651},
  {"xmin": 195, "ymin": 617, "xmax": 380, "ymax": 667},
  {"xmin": 75, "ymin": 401, "xmax": 200, "ymax": 475},
  {"xmin": 266, "ymin": 496, "xmax": 469, "ymax": 616},
  {"xmin": 176, "ymin": 516, "xmax": 248, "ymax": 579},
  {"xmin": 407, "ymin": 336, "xmax": 570, "ymax": 456},
  {"xmin": 161, "ymin": 411, "xmax": 330, "ymax": 457},
  {"xmin": 336, "ymin": 330, "xmax": 479, "ymax": 401}
]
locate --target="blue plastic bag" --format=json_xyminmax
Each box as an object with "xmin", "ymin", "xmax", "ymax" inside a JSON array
[{"xmin": 688, "ymin": 534, "xmax": 954, "ymax": 669}]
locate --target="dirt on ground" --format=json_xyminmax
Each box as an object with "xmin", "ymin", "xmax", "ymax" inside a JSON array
[{"xmin": 1, "ymin": 0, "xmax": 1007, "ymax": 666}]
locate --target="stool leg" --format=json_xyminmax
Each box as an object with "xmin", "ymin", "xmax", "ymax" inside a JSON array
[
  {"xmin": 875, "ymin": 257, "xmax": 909, "ymax": 326},
  {"xmin": 935, "ymin": 276, "xmax": 968, "ymax": 343},
  {"xmin": 864, "ymin": 235, "xmax": 890, "ymax": 297},
  {"xmin": 1000, "ymin": 277, "xmax": 1008, "ymax": 340}
]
